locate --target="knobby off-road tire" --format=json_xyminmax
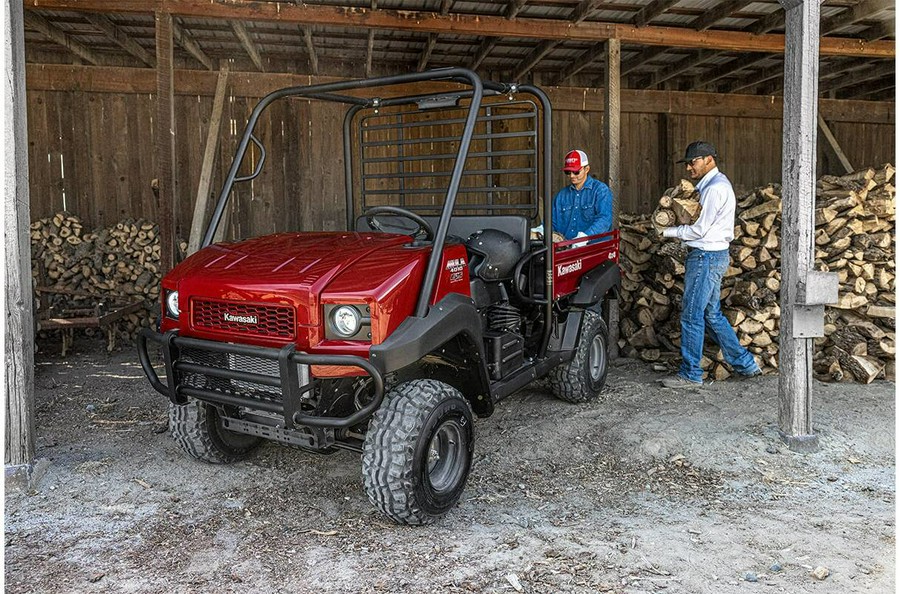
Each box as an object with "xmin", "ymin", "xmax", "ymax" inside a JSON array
[
  {"xmin": 362, "ymin": 379, "xmax": 474, "ymax": 525},
  {"xmin": 169, "ymin": 400, "xmax": 262, "ymax": 464},
  {"xmin": 549, "ymin": 310, "xmax": 610, "ymax": 403}
]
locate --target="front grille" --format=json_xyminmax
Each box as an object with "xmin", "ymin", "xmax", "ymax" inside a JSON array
[
  {"xmin": 192, "ymin": 298, "xmax": 295, "ymax": 339},
  {"xmin": 177, "ymin": 347, "xmax": 311, "ymax": 406}
]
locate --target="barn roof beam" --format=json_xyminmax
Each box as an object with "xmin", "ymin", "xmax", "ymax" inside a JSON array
[
  {"xmin": 692, "ymin": 0, "xmax": 756, "ymax": 32},
  {"xmin": 513, "ymin": 0, "xmax": 603, "ymax": 80},
  {"xmin": 416, "ymin": 0, "xmax": 452, "ymax": 72},
  {"xmin": 841, "ymin": 77, "xmax": 895, "ymax": 99},
  {"xmin": 172, "ymin": 17, "xmax": 213, "ymax": 70},
  {"xmin": 726, "ymin": 62, "xmax": 784, "ymax": 93},
  {"xmin": 301, "ymin": 26, "xmax": 318, "ymax": 75},
  {"xmin": 689, "ymin": 52, "xmax": 769, "ymax": 89},
  {"xmin": 817, "ymin": 63, "xmax": 895, "ymax": 94},
  {"xmin": 645, "ymin": 49, "xmax": 716, "ymax": 88},
  {"xmin": 365, "ymin": 0, "xmax": 376, "ymax": 76},
  {"xmin": 632, "ymin": 0, "xmax": 679, "ymax": 28},
  {"xmin": 750, "ymin": 9, "xmax": 784, "ymax": 35},
  {"xmin": 468, "ymin": 0, "xmax": 529, "ymax": 70},
  {"xmin": 231, "ymin": 21, "xmax": 264, "ymax": 71},
  {"xmin": 821, "ymin": 0, "xmax": 893, "ymax": 36},
  {"xmin": 24, "ymin": 10, "xmax": 103, "ymax": 65},
  {"xmin": 24, "ymin": 63, "xmax": 895, "ymax": 123},
  {"xmin": 23, "ymin": 0, "xmax": 892, "ymax": 58},
  {"xmin": 862, "ymin": 20, "xmax": 894, "ymax": 41},
  {"xmin": 555, "ymin": 42, "xmax": 606, "ymax": 85},
  {"xmin": 84, "ymin": 14, "xmax": 155, "ymax": 67}
]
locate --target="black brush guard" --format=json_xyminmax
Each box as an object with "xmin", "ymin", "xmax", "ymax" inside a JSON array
[{"xmin": 138, "ymin": 328, "xmax": 385, "ymax": 435}]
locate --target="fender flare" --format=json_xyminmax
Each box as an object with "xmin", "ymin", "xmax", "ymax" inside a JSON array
[
  {"xmin": 369, "ymin": 293, "xmax": 492, "ymax": 414},
  {"xmin": 572, "ymin": 261, "xmax": 621, "ymax": 308}
]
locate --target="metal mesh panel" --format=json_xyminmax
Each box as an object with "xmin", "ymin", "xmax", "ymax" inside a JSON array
[
  {"xmin": 192, "ymin": 298, "xmax": 296, "ymax": 339},
  {"xmin": 358, "ymin": 99, "xmax": 540, "ymax": 217},
  {"xmin": 178, "ymin": 347, "xmax": 284, "ymax": 405}
]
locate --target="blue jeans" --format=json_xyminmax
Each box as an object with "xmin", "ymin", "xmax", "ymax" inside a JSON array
[{"xmin": 679, "ymin": 249, "xmax": 759, "ymax": 383}]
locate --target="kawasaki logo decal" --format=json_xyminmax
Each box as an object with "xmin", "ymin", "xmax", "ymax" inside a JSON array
[
  {"xmin": 223, "ymin": 312, "xmax": 259, "ymax": 324},
  {"xmin": 556, "ymin": 260, "xmax": 583, "ymax": 276}
]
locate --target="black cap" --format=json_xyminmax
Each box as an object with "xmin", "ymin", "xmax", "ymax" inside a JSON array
[{"xmin": 677, "ymin": 141, "xmax": 718, "ymax": 163}]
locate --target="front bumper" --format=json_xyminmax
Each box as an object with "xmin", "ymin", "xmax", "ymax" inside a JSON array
[{"xmin": 137, "ymin": 328, "xmax": 384, "ymax": 431}]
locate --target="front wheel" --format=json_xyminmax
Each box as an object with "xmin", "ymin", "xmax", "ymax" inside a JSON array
[
  {"xmin": 362, "ymin": 379, "xmax": 474, "ymax": 525},
  {"xmin": 549, "ymin": 310, "xmax": 609, "ymax": 403},
  {"xmin": 169, "ymin": 400, "xmax": 262, "ymax": 464}
]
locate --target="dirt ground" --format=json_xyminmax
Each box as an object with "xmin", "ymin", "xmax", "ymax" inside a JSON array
[{"xmin": 4, "ymin": 337, "xmax": 895, "ymax": 594}]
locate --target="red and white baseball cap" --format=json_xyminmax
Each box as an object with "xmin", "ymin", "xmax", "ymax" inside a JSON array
[{"xmin": 563, "ymin": 149, "xmax": 589, "ymax": 172}]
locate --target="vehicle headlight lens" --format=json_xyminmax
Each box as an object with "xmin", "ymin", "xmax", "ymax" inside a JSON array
[
  {"xmin": 165, "ymin": 290, "xmax": 180, "ymax": 319},
  {"xmin": 332, "ymin": 305, "xmax": 361, "ymax": 337}
]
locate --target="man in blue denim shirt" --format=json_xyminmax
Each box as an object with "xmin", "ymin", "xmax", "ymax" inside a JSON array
[
  {"xmin": 658, "ymin": 141, "xmax": 762, "ymax": 388},
  {"xmin": 551, "ymin": 150, "xmax": 613, "ymax": 242}
]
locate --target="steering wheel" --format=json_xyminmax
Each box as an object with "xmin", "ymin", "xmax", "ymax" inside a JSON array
[{"xmin": 364, "ymin": 206, "xmax": 435, "ymax": 241}]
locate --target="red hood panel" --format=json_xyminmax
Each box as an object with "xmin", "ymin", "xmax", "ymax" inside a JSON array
[
  {"xmin": 173, "ymin": 233, "xmax": 410, "ymax": 287},
  {"xmin": 165, "ymin": 232, "xmax": 427, "ymax": 346}
]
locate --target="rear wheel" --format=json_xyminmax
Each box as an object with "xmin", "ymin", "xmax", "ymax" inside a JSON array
[
  {"xmin": 169, "ymin": 400, "xmax": 262, "ymax": 464},
  {"xmin": 362, "ymin": 379, "xmax": 474, "ymax": 525},
  {"xmin": 549, "ymin": 310, "xmax": 609, "ymax": 403}
]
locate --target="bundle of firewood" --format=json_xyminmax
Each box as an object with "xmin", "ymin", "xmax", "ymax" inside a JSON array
[
  {"xmin": 30, "ymin": 213, "xmax": 185, "ymax": 341},
  {"xmin": 618, "ymin": 164, "xmax": 895, "ymax": 383}
]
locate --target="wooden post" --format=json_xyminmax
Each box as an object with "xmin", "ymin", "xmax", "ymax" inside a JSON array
[
  {"xmin": 605, "ymin": 37, "xmax": 621, "ymax": 358},
  {"xmin": 778, "ymin": 0, "xmax": 821, "ymax": 453},
  {"xmin": 188, "ymin": 66, "xmax": 229, "ymax": 254},
  {"xmin": 4, "ymin": 0, "xmax": 37, "ymax": 484},
  {"xmin": 155, "ymin": 11, "xmax": 176, "ymax": 273}
]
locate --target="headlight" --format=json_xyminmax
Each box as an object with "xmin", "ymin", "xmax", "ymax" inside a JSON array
[
  {"xmin": 165, "ymin": 290, "xmax": 180, "ymax": 319},
  {"xmin": 332, "ymin": 305, "xmax": 361, "ymax": 337}
]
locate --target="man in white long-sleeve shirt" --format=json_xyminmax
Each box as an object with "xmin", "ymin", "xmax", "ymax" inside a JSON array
[{"xmin": 658, "ymin": 141, "xmax": 761, "ymax": 388}]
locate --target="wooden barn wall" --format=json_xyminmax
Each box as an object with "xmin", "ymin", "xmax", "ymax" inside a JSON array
[{"xmin": 26, "ymin": 88, "xmax": 895, "ymax": 242}]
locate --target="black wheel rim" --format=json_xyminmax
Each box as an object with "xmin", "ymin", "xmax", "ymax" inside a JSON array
[{"xmin": 426, "ymin": 420, "xmax": 467, "ymax": 494}]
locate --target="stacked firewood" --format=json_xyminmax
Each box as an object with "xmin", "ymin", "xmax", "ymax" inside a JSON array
[
  {"xmin": 30, "ymin": 213, "xmax": 183, "ymax": 340},
  {"xmin": 618, "ymin": 164, "xmax": 895, "ymax": 383}
]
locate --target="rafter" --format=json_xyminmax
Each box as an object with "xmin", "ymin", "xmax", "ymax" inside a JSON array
[
  {"xmin": 691, "ymin": 52, "xmax": 771, "ymax": 89},
  {"xmin": 555, "ymin": 41, "xmax": 605, "ymax": 85},
  {"xmin": 692, "ymin": 0, "xmax": 755, "ymax": 32},
  {"xmin": 84, "ymin": 14, "xmax": 154, "ymax": 66},
  {"xmin": 365, "ymin": 29, "xmax": 375, "ymax": 76},
  {"xmin": 513, "ymin": 0, "xmax": 604, "ymax": 81},
  {"xmin": 727, "ymin": 63, "xmax": 784, "ymax": 93},
  {"xmin": 24, "ymin": 0, "xmax": 892, "ymax": 58},
  {"xmin": 572, "ymin": 0, "xmax": 602, "ymax": 23},
  {"xmin": 621, "ymin": 47, "xmax": 667, "ymax": 76},
  {"xmin": 468, "ymin": 0, "xmax": 528, "ymax": 70},
  {"xmin": 24, "ymin": 10, "xmax": 102, "ymax": 64},
  {"xmin": 647, "ymin": 50, "xmax": 715, "ymax": 88},
  {"xmin": 632, "ymin": 0, "xmax": 679, "ymax": 28},
  {"xmin": 301, "ymin": 26, "xmax": 318, "ymax": 75},
  {"xmin": 172, "ymin": 17, "xmax": 213, "ymax": 70},
  {"xmin": 512, "ymin": 40, "xmax": 558, "ymax": 80},
  {"xmin": 750, "ymin": 8, "xmax": 784, "ymax": 35},
  {"xmin": 365, "ymin": 0, "xmax": 377, "ymax": 76},
  {"xmin": 417, "ymin": 0, "xmax": 451, "ymax": 72},
  {"xmin": 862, "ymin": 20, "xmax": 894, "ymax": 41},
  {"xmin": 418, "ymin": 34, "xmax": 438, "ymax": 71},
  {"xmin": 819, "ymin": 64, "xmax": 895, "ymax": 94},
  {"xmin": 840, "ymin": 76, "xmax": 895, "ymax": 100},
  {"xmin": 231, "ymin": 21, "xmax": 264, "ymax": 71},
  {"xmin": 821, "ymin": 0, "xmax": 893, "ymax": 36}
]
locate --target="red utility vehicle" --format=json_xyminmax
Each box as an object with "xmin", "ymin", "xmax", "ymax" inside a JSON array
[{"xmin": 138, "ymin": 68, "xmax": 620, "ymax": 525}]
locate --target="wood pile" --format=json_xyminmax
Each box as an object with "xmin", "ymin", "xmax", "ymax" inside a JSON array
[
  {"xmin": 618, "ymin": 164, "xmax": 895, "ymax": 383},
  {"xmin": 30, "ymin": 213, "xmax": 184, "ymax": 343}
]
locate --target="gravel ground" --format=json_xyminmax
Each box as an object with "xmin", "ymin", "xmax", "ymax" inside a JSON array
[{"xmin": 5, "ymin": 338, "xmax": 895, "ymax": 593}]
